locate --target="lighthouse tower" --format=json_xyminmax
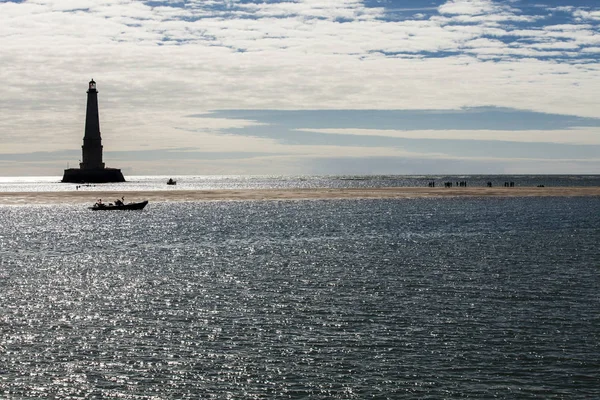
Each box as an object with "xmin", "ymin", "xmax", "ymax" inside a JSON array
[
  {"xmin": 80, "ymin": 79, "xmax": 105, "ymax": 170},
  {"xmin": 62, "ymin": 80, "xmax": 125, "ymax": 183}
]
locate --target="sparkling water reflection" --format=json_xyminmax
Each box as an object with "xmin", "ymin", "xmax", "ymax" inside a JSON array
[
  {"xmin": 1, "ymin": 174, "xmax": 600, "ymax": 192},
  {"xmin": 1, "ymin": 197, "xmax": 599, "ymax": 398}
]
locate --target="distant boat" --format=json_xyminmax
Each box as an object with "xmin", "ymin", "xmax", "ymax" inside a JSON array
[
  {"xmin": 89, "ymin": 200, "xmax": 148, "ymax": 210},
  {"xmin": 167, "ymin": 178, "xmax": 177, "ymax": 185}
]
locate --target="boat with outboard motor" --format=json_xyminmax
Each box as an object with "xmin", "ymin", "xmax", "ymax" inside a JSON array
[{"xmin": 89, "ymin": 198, "xmax": 148, "ymax": 210}]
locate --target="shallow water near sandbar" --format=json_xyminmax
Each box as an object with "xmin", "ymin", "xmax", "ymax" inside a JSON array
[
  {"xmin": 2, "ymin": 174, "xmax": 600, "ymax": 193},
  {"xmin": 1, "ymin": 197, "xmax": 599, "ymax": 398}
]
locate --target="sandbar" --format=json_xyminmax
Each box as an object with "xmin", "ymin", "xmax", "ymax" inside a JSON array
[{"xmin": 1, "ymin": 187, "xmax": 600, "ymax": 205}]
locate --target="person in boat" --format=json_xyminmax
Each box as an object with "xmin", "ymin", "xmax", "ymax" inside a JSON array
[{"xmin": 115, "ymin": 197, "xmax": 124, "ymax": 206}]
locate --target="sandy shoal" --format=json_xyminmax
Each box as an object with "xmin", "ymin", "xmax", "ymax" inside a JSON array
[{"xmin": 1, "ymin": 187, "xmax": 600, "ymax": 205}]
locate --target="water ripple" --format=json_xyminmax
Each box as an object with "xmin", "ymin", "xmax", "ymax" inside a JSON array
[{"xmin": 1, "ymin": 197, "xmax": 599, "ymax": 398}]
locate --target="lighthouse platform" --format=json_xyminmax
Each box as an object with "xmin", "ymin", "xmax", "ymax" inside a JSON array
[{"xmin": 62, "ymin": 167, "xmax": 125, "ymax": 183}]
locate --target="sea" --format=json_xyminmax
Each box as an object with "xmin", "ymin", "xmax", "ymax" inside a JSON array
[
  {"xmin": 1, "ymin": 175, "xmax": 599, "ymax": 399},
  {"xmin": 2, "ymin": 174, "xmax": 600, "ymax": 192}
]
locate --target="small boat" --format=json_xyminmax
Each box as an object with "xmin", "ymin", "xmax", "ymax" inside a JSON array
[
  {"xmin": 167, "ymin": 178, "xmax": 177, "ymax": 185},
  {"xmin": 89, "ymin": 200, "xmax": 148, "ymax": 210}
]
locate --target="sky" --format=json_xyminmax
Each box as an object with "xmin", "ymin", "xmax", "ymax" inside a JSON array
[{"xmin": 1, "ymin": 0, "xmax": 600, "ymax": 176}]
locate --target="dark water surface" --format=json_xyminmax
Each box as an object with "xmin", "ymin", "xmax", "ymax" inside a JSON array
[{"xmin": 1, "ymin": 197, "xmax": 599, "ymax": 398}]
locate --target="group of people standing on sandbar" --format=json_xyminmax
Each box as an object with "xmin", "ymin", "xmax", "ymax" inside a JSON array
[
  {"xmin": 427, "ymin": 181, "xmax": 524, "ymax": 188},
  {"xmin": 441, "ymin": 181, "xmax": 467, "ymax": 188},
  {"xmin": 427, "ymin": 181, "xmax": 468, "ymax": 188}
]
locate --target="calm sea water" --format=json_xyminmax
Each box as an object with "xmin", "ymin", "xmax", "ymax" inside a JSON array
[
  {"xmin": 1, "ymin": 174, "xmax": 600, "ymax": 192},
  {"xmin": 1, "ymin": 195, "xmax": 599, "ymax": 398}
]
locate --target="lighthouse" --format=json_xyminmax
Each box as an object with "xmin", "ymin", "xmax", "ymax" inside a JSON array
[
  {"xmin": 62, "ymin": 80, "xmax": 125, "ymax": 183},
  {"xmin": 80, "ymin": 79, "xmax": 104, "ymax": 170}
]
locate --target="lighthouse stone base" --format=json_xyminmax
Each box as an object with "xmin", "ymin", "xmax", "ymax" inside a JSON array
[{"xmin": 62, "ymin": 168, "xmax": 125, "ymax": 183}]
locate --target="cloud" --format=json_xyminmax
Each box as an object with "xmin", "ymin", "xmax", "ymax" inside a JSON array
[
  {"xmin": 296, "ymin": 127, "xmax": 600, "ymax": 145},
  {"xmin": 1, "ymin": 0, "xmax": 600, "ymax": 175},
  {"xmin": 574, "ymin": 9, "xmax": 600, "ymax": 21},
  {"xmin": 438, "ymin": 0, "xmax": 510, "ymax": 16}
]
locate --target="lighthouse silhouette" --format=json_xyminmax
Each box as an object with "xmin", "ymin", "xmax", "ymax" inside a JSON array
[{"xmin": 62, "ymin": 80, "xmax": 125, "ymax": 183}]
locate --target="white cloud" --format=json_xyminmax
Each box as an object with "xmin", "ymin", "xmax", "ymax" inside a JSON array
[
  {"xmin": 574, "ymin": 9, "xmax": 600, "ymax": 21},
  {"xmin": 296, "ymin": 127, "xmax": 600, "ymax": 145},
  {"xmin": 1, "ymin": 0, "xmax": 600, "ymax": 174},
  {"xmin": 439, "ymin": 0, "xmax": 502, "ymax": 15},
  {"xmin": 237, "ymin": 0, "xmax": 382, "ymax": 21}
]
